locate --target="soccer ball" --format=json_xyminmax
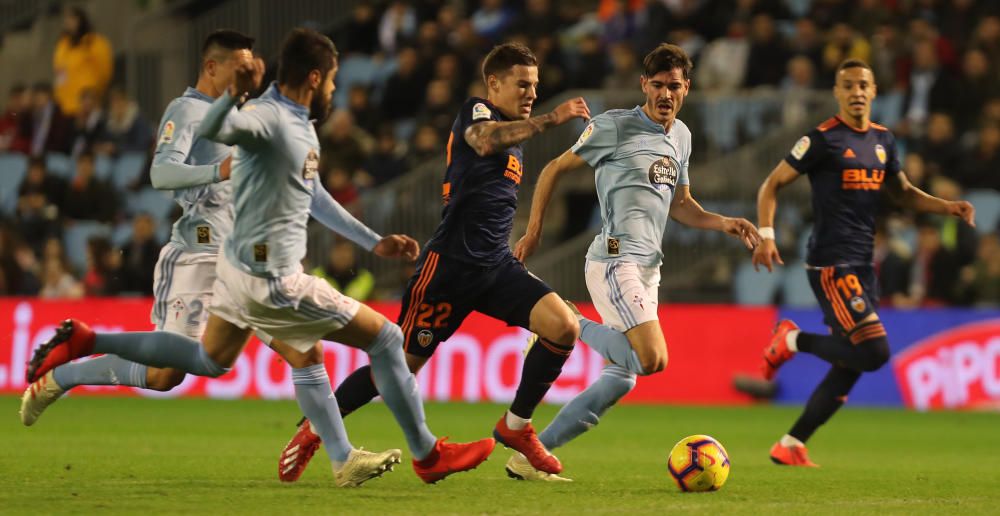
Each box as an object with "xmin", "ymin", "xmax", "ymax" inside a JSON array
[{"xmin": 667, "ymin": 435, "xmax": 731, "ymax": 492}]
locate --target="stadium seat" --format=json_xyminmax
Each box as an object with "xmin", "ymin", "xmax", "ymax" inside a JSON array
[
  {"xmin": 63, "ymin": 221, "xmax": 112, "ymax": 273},
  {"xmin": 0, "ymin": 153, "xmax": 28, "ymax": 215},
  {"xmin": 733, "ymin": 261, "xmax": 783, "ymax": 305},
  {"xmin": 127, "ymin": 187, "xmax": 174, "ymax": 220},
  {"xmin": 965, "ymin": 189, "xmax": 1000, "ymax": 235},
  {"xmin": 111, "ymin": 152, "xmax": 148, "ymax": 190},
  {"xmin": 780, "ymin": 261, "xmax": 818, "ymax": 307},
  {"xmin": 45, "ymin": 153, "xmax": 74, "ymax": 179}
]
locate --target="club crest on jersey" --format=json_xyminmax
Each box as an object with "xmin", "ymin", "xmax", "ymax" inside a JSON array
[
  {"xmin": 159, "ymin": 120, "xmax": 175, "ymax": 145},
  {"xmin": 875, "ymin": 144, "xmax": 886, "ymax": 164},
  {"xmin": 648, "ymin": 156, "xmax": 680, "ymax": 191},
  {"xmin": 850, "ymin": 296, "xmax": 866, "ymax": 313},
  {"xmin": 577, "ymin": 123, "xmax": 595, "ymax": 145},
  {"xmin": 302, "ymin": 149, "xmax": 319, "ymax": 180},
  {"xmin": 472, "ymin": 102, "xmax": 492, "ymax": 121},
  {"xmin": 417, "ymin": 329, "xmax": 434, "ymax": 347},
  {"xmin": 171, "ymin": 298, "xmax": 186, "ymax": 321},
  {"xmin": 791, "ymin": 136, "xmax": 810, "ymax": 160}
]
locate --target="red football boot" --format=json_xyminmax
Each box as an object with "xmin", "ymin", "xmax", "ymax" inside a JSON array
[
  {"xmin": 278, "ymin": 418, "xmax": 323, "ymax": 482},
  {"xmin": 26, "ymin": 319, "xmax": 96, "ymax": 383},
  {"xmin": 493, "ymin": 415, "xmax": 562, "ymax": 474},
  {"xmin": 761, "ymin": 319, "xmax": 799, "ymax": 380},
  {"xmin": 769, "ymin": 441, "xmax": 819, "ymax": 467},
  {"xmin": 412, "ymin": 437, "xmax": 496, "ymax": 484}
]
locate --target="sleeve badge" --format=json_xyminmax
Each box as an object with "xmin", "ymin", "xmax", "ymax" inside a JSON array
[
  {"xmin": 790, "ymin": 136, "xmax": 810, "ymax": 160},
  {"xmin": 159, "ymin": 120, "xmax": 175, "ymax": 145},
  {"xmin": 472, "ymin": 102, "xmax": 492, "ymax": 121}
]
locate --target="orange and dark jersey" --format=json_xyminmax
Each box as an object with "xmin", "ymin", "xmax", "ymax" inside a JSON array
[
  {"xmin": 784, "ymin": 116, "xmax": 901, "ymax": 267},
  {"xmin": 425, "ymin": 97, "xmax": 525, "ymax": 266}
]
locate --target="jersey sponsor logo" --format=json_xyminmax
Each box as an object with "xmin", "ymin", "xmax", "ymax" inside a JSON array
[
  {"xmin": 577, "ymin": 122, "xmax": 595, "ymax": 145},
  {"xmin": 875, "ymin": 144, "xmax": 886, "ymax": 164},
  {"xmin": 196, "ymin": 226, "xmax": 210, "ymax": 244},
  {"xmin": 503, "ymin": 154, "xmax": 523, "ymax": 184},
  {"xmin": 302, "ymin": 149, "xmax": 319, "ymax": 180},
  {"xmin": 417, "ymin": 329, "xmax": 434, "ymax": 347},
  {"xmin": 850, "ymin": 296, "xmax": 866, "ymax": 313},
  {"xmin": 472, "ymin": 102, "xmax": 492, "ymax": 121},
  {"xmin": 159, "ymin": 120, "xmax": 175, "ymax": 145},
  {"xmin": 843, "ymin": 148, "xmax": 856, "ymax": 158},
  {"xmin": 607, "ymin": 237, "xmax": 620, "ymax": 255},
  {"xmin": 648, "ymin": 156, "xmax": 680, "ymax": 191},
  {"xmin": 841, "ymin": 168, "xmax": 885, "ymax": 190},
  {"xmin": 790, "ymin": 136, "xmax": 810, "ymax": 160}
]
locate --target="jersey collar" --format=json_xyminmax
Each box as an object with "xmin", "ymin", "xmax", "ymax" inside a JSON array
[
  {"xmin": 183, "ymin": 87, "xmax": 214, "ymax": 103},
  {"xmin": 834, "ymin": 115, "xmax": 870, "ymax": 133},
  {"xmin": 635, "ymin": 105, "xmax": 671, "ymax": 134},
  {"xmin": 263, "ymin": 82, "xmax": 310, "ymax": 119}
]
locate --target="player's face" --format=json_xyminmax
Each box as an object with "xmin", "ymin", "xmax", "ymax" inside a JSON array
[
  {"xmin": 210, "ymin": 49, "xmax": 254, "ymax": 95},
  {"xmin": 834, "ymin": 67, "xmax": 877, "ymax": 119},
  {"xmin": 641, "ymin": 68, "xmax": 689, "ymax": 126},
  {"xmin": 310, "ymin": 61, "xmax": 337, "ymax": 124},
  {"xmin": 489, "ymin": 65, "xmax": 538, "ymax": 120}
]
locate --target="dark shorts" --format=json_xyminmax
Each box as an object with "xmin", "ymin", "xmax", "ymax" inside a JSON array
[
  {"xmin": 397, "ymin": 249, "xmax": 553, "ymax": 356},
  {"xmin": 806, "ymin": 264, "xmax": 880, "ymax": 336}
]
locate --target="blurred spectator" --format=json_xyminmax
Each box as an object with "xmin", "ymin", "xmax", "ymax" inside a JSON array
[
  {"xmin": 311, "ymin": 240, "xmax": 374, "ymax": 301},
  {"xmin": 695, "ymin": 20, "xmax": 749, "ymax": 91},
  {"xmin": 380, "ymin": 47, "xmax": 428, "ymax": 121},
  {"xmin": 82, "ymin": 236, "xmax": 122, "ymax": 296},
  {"xmin": 907, "ymin": 16, "xmax": 958, "ymax": 73},
  {"xmin": 17, "ymin": 157, "xmax": 65, "ymax": 251},
  {"xmin": 517, "ymin": 0, "xmax": 559, "ymax": 38},
  {"xmin": 70, "ymin": 88, "xmax": 105, "ymax": 157},
  {"xmin": 532, "ymin": 35, "xmax": 568, "ymax": 103},
  {"xmin": 96, "ymin": 88, "xmax": 153, "ymax": 156},
  {"xmin": 930, "ymin": 177, "xmax": 978, "ymax": 265},
  {"xmin": 320, "ymin": 110, "xmax": 371, "ymax": 174},
  {"xmin": 347, "ymin": 85, "xmax": 379, "ymax": 135},
  {"xmin": 0, "ymin": 84, "xmax": 32, "ymax": 153},
  {"xmin": 30, "ymin": 82, "xmax": 74, "ymax": 156},
  {"xmin": 869, "ymin": 21, "xmax": 905, "ymax": 90},
  {"xmin": 379, "ymin": 1, "xmax": 418, "ymax": 54},
  {"xmin": 12, "ymin": 242, "xmax": 41, "ymax": 295},
  {"xmin": 903, "ymin": 151, "xmax": 929, "ymax": 191},
  {"xmin": 956, "ymin": 234, "xmax": 1000, "ymax": 307},
  {"xmin": 416, "ymin": 20, "xmax": 449, "ymax": 64},
  {"xmin": 954, "ymin": 48, "xmax": 1000, "ymax": 133},
  {"xmin": 53, "ymin": 6, "xmax": 112, "ymax": 117},
  {"xmin": 910, "ymin": 217, "xmax": 963, "ymax": 306},
  {"xmin": 119, "ymin": 213, "xmax": 159, "ymax": 294},
  {"xmin": 62, "ymin": 151, "xmax": 118, "ymax": 223},
  {"xmin": 957, "ymin": 121, "xmax": 1000, "ymax": 190},
  {"xmin": 433, "ymin": 53, "xmax": 471, "ymax": 101},
  {"xmin": 874, "ymin": 225, "xmax": 913, "ymax": 306},
  {"xmin": 821, "ymin": 23, "xmax": 872, "ymax": 83},
  {"xmin": 324, "ymin": 166, "xmax": 359, "ymax": 206},
  {"xmin": 38, "ymin": 256, "xmax": 83, "ymax": 299},
  {"xmin": 568, "ymin": 33, "xmax": 609, "ymax": 89},
  {"xmin": 407, "ymin": 124, "xmax": 442, "ymax": 170},
  {"xmin": 471, "ymin": 0, "xmax": 515, "ymax": 43},
  {"xmin": 334, "ymin": 4, "xmax": 379, "ymax": 55},
  {"xmin": 849, "ymin": 0, "xmax": 890, "ymax": 38},
  {"xmin": 917, "ymin": 112, "xmax": 960, "ymax": 178},
  {"xmin": 788, "ymin": 18, "xmax": 824, "ymax": 79},
  {"xmin": 364, "ymin": 126, "xmax": 408, "ymax": 186},
  {"xmin": 971, "ymin": 16, "xmax": 1000, "ymax": 69},
  {"xmin": 417, "ymin": 79, "xmax": 459, "ymax": 140},
  {"xmin": 901, "ymin": 39, "xmax": 959, "ymax": 138},
  {"xmin": 604, "ymin": 43, "xmax": 640, "ymax": 90},
  {"xmin": 744, "ymin": 14, "xmax": 789, "ymax": 88},
  {"xmin": 781, "ymin": 56, "xmax": 818, "ymax": 127},
  {"xmin": 598, "ymin": 0, "xmax": 638, "ymax": 45}
]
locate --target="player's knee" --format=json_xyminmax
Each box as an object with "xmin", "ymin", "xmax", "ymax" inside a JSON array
[
  {"xmin": 638, "ymin": 352, "xmax": 667, "ymax": 376},
  {"xmin": 547, "ymin": 315, "xmax": 580, "ymax": 348},
  {"xmin": 146, "ymin": 369, "xmax": 186, "ymax": 391}
]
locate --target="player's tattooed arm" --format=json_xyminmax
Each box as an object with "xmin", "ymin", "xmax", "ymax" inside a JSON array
[
  {"xmin": 886, "ymin": 172, "xmax": 976, "ymax": 227},
  {"xmin": 464, "ymin": 97, "xmax": 590, "ymax": 156}
]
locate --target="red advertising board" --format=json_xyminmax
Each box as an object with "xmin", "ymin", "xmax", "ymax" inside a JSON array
[
  {"xmin": 0, "ymin": 299, "xmax": 772, "ymax": 404},
  {"xmin": 892, "ymin": 319, "xmax": 1000, "ymax": 411}
]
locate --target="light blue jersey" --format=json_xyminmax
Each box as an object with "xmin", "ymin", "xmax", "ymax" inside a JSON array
[
  {"xmin": 571, "ymin": 106, "xmax": 691, "ymax": 267},
  {"xmin": 199, "ymin": 83, "xmax": 380, "ymax": 278},
  {"xmin": 151, "ymin": 87, "xmax": 233, "ymax": 253}
]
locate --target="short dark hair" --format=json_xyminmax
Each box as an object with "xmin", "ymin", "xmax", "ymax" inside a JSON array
[
  {"xmin": 642, "ymin": 43, "xmax": 693, "ymax": 79},
  {"xmin": 481, "ymin": 43, "xmax": 538, "ymax": 83},
  {"xmin": 277, "ymin": 28, "xmax": 338, "ymax": 88},
  {"xmin": 65, "ymin": 5, "xmax": 93, "ymax": 45},
  {"xmin": 32, "ymin": 82, "xmax": 52, "ymax": 94},
  {"xmin": 9, "ymin": 83, "xmax": 25, "ymax": 96},
  {"xmin": 836, "ymin": 58, "xmax": 873, "ymax": 77},
  {"xmin": 201, "ymin": 29, "xmax": 255, "ymax": 58},
  {"xmin": 77, "ymin": 149, "xmax": 94, "ymax": 162},
  {"xmin": 27, "ymin": 156, "xmax": 45, "ymax": 170}
]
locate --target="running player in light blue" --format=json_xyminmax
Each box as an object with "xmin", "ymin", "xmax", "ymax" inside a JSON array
[
  {"xmin": 24, "ymin": 28, "xmax": 495, "ymax": 487},
  {"xmin": 510, "ymin": 43, "xmax": 760, "ymax": 480}
]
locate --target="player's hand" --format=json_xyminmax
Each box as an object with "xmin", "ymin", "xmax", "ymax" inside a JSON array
[
  {"xmin": 251, "ymin": 56, "xmax": 266, "ymax": 90},
  {"xmin": 218, "ymin": 155, "xmax": 232, "ymax": 180},
  {"xmin": 949, "ymin": 200, "xmax": 976, "ymax": 227},
  {"xmin": 514, "ymin": 233, "xmax": 541, "ymax": 262},
  {"xmin": 230, "ymin": 58, "xmax": 264, "ymax": 98},
  {"xmin": 752, "ymin": 238, "xmax": 784, "ymax": 273},
  {"xmin": 550, "ymin": 97, "xmax": 590, "ymax": 125},
  {"xmin": 722, "ymin": 217, "xmax": 760, "ymax": 250},
  {"xmin": 374, "ymin": 234, "xmax": 420, "ymax": 261}
]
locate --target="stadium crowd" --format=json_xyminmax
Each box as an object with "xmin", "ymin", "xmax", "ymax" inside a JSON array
[{"xmin": 0, "ymin": 0, "xmax": 998, "ymax": 306}]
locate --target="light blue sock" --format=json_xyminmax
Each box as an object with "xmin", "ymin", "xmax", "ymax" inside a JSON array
[
  {"xmin": 292, "ymin": 365, "xmax": 353, "ymax": 463},
  {"xmin": 539, "ymin": 364, "xmax": 637, "ymax": 450},
  {"xmin": 52, "ymin": 355, "xmax": 148, "ymax": 390},
  {"xmin": 366, "ymin": 322, "xmax": 437, "ymax": 460},
  {"xmin": 93, "ymin": 332, "xmax": 226, "ymax": 377},
  {"xmin": 579, "ymin": 317, "xmax": 646, "ymax": 375}
]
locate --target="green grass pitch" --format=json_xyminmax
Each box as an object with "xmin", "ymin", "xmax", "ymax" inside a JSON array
[{"xmin": 2, "ymin": 396, "xmax": 998, "ymax": 514}]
